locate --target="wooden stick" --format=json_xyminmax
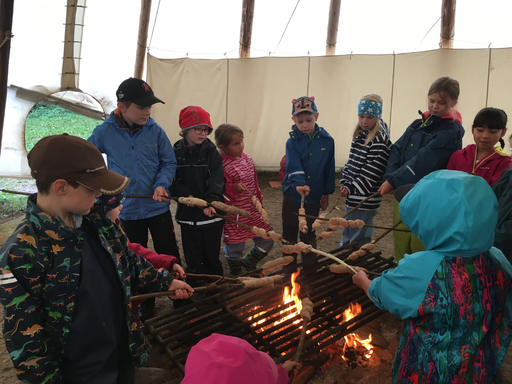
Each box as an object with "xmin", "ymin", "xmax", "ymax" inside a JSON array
[
  {"xmin": 0, "ymin": 189, "xmax": 31, "ymax": 196},
  {"xmin": 325, "ymin": 194, "xmax": 343, "ymax": 214},
  {"xmin": 185, "ymin": 273, "xmax": 239, "ymax": 282},
  {"xmin": 373, "ymin": 220, "xmax": 403, "ymax": 243},
  {"xmin": 213, "ymin": 213, "xmax": 290, "ymax": 244},
  {"xmin": 129, "ymin": 284, "xmax": 240, "ymax": 302},
  {"xmin": 306, "ymin": 247, "xmax": 357, "ymax": 275},
  {"xmin": 321, "ymin": 266, "xmax": 382, "ymax": 277},
  {"xmin": 342, "ymin": 191, "xmax": 381, "ymax": 218}
]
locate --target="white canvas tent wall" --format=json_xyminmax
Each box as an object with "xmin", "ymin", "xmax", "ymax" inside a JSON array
[{"xmin": 2, "ymin": 0, "xmax": 512, "ymax": 177}]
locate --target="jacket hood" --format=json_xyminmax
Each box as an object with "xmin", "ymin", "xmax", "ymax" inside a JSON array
[
  {"xmin": 290, "ymin": 123, "xmax": 330, "ymax": 138},
  {"xmin": 422, "ymin": 110, "xmax": 463, "ymax": 125},
  {"xmin": 399, "ymin": 169, "xmax": 497, "ymax": 256}
]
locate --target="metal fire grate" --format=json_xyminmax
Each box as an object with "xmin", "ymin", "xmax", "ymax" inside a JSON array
[{"xmin": 145, "ymin": 243, "xmax": 397, "ymax": 373}]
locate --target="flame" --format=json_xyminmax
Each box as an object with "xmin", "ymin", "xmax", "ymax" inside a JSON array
[
  {"xmin": 248, "ymin": 271, "xmax": 303, "ymax": 330},
  {"xmin": 340, "ymin": 302, "xmax": 374, "ymax": 360}
]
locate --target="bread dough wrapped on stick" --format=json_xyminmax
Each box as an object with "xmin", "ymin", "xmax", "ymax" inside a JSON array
[
  {"xmin": 347, "ymin": 240, "xmax": 376, "ymax": 260},
  {"xmin": 261, "ymin": 256, "xmax": 295, "ymax": 271},
  {"xmin": 300, "ymin": 297, "xmax": 314, "ymax": 322},
  {"xmin": 238, "ymin": 274, "xmax": 283, "ymax": 288},
  {"xmin": 280, "ymin": 242, "xmax": 311, "ymax": 254},
  {"xmin": 250, "ymin": 195, "xmax": 270, "ymax": 225},
  {"xmin": 317, "ymin": 224, "xmax": 339, "ymax": 241},
  {"xmin": 210, "ymin": 201, "xmax": 251, "ymax": 217},
  {"xmin": 329, "ymin": 264, "xmax": 368, "ymax": 274},
  {"xmin": 312, "ymin": 213, "xmax": 327, "ymax": 231},
  {"xmin": 251, "ymin": 226, "xmax": 271, "ymax": 239},
  {"xmin": 329, "ymin": 217, "xmax": 349, "ymax": 227},
  {"xmin": 298, "ymin": 208, "xmax": 308, "ymax": 234},
  {"xmin": 178, "ymin": 197, "xmax": 208, "ymax": 207},
  {"xmin": 266, "ymin": 231, "xmax": 282, "ymax": 241}
]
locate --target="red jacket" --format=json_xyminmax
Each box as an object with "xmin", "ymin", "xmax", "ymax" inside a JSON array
[
  {"xmin": 447, "ymin": 144, "xmax": 512, "ymax": 187},
  {"xmin": 128, "ymin": 241, "xmax": 177, "ymax": 271}
]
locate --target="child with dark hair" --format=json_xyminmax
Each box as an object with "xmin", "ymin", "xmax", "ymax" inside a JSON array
[
  {"xmin": 214, "ymin": 123, "xmax": 274, "ymax": 276},
  {"xmin": 354, "ymin": 169, "xmax": 512, "ymax": 383},
  {"xmin": 379, "ymin": 76, "xmax": 465, "ymax": 262},
  {"xmin": 281, "ymin": 96, "xmax": 335, "ymax": 272},
  {"xmin": 0, "ymin": 134, "xmax": 193, "ymax": 383},
  {"xmin": 447, "ymin": 107, "xmax": 512, "ymax": 186},
  {"xmin": 171, "ymin": 106, "xmax": 225, "ymax": 287}
]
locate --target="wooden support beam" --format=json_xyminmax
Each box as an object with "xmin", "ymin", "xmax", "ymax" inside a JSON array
[
  {"xmin": 0, "ymin": 0, "xmax": 14, "ymax": 156},
  {"xmin": 440, "ymin": 0, "xmax": 456, "ymax": 49},
  {"xmin": 134, "ymin": 0, "xmax": 152, "ymax": 79},
  {"xmin": 326, "ymin": 0, "xmax": 341, "ymax": 56},
  {"xmin": 239, "ymin": 0, "xmax": 255, "ymax": 59}
]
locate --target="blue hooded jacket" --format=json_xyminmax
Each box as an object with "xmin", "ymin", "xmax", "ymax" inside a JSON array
[
  {"xmin": 282, "ymin": 124, "xmax": 335, "ymax": 205},
  {"xmin": 88, "ymin": 111, "xmax": 177, "ymax": 220},
  {"xmin": 368, "ymin": 170, "xmax": 512, "ymax": 382}
]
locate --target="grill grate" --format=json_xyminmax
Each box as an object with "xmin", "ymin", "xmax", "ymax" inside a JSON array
[{"xmin": 145, "ymin": 243, "xmax": 396, "ymax": 373}]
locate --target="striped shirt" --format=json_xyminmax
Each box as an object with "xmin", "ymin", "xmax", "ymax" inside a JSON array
[
  {"xmin": 221, "ymin": 152, "xmax": 271, "ymax": 244},
  {"xmin": 340, "ymin": 121, "xmax": 392, "ymax": 210}
]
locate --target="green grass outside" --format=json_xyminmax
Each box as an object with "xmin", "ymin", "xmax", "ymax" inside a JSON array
[{"xmin": 0, "ymin": 104, "xmax": 101, "ymax": 218}]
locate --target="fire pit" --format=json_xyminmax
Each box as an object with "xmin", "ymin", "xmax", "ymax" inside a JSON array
[{"xmin": 144, "ymin": 243, "xmax": 396, "ymax": 374}]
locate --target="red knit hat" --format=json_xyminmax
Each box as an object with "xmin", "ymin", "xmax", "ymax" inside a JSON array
[{"xmin": 179, "ymin": 106, "xmax": 213, "ymax": 131}]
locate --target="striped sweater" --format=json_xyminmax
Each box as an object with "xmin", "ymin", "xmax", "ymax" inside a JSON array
[
  {"xmin": 221, "ymin": 152, "xmax": 271, "ymax": 244},
  {"xmin": 340, "ymin": 121, "xmax": 392, "ymax": 210}
]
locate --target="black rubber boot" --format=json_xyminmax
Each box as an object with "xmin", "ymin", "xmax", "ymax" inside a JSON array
[
  {"xmin": 227, "ymin": 259, "xmax": 243, "ymax": 277},
  {"xmin": 241, "ymin": 246, "xmax": 268, "ymax": 272}
]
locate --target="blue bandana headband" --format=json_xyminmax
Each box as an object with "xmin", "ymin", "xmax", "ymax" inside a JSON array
[{"xmin": 358, "ymin": 100, "xmax": 382, "ymax": 119}]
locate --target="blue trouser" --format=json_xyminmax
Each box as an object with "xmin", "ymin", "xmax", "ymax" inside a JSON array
[
  {"xmin": 340, "ymin": 207, "xmax": 378, "ymax": 247},
  {"xmin": 223, "ymin": 237, "xmax": 274, "ymax": 261}
]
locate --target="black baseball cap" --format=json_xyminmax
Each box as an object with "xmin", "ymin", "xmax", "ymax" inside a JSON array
[
  {"xmin": 394, "ymin": 184, "xmax": 416, "ymax": 202},
  {"xmin": 116, "ymin": 78, "xmax": 165, "ymax": 107}
]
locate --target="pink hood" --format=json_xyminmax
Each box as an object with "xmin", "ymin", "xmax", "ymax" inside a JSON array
[{"xmin": 182, "ymin": 334, "xmax": 288, "ymax": 384}]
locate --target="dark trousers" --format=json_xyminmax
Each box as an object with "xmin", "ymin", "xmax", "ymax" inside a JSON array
[
  {"xmin": 282, "ymin": 197, "xmax": 320, "ymax": 273},
  {"xmin": 121, "ymin": 210, "xmax": 181, "ymax": 264},
  {"xmin": 181, "ymin": 221, "xmax": 224, "ymax": 287}
]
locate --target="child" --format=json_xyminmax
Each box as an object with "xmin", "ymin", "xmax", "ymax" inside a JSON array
[
  {"xmin": 378, "ymin": 76, "xmax": 464, "ymax": 261},
  {"xmin": 106, "ymin": 196, "xmax": 186, "ymax": 322},
  {"xmin": 282, "ymin": 96, "xmax": 335, "ymax": 272},
  {"xmin": 447, "ymin": 107, "xmax": 512, "ymax": 186},
  {"xmin": 88, "ymin": 78, "xmax": 181, "ymax": 320},
  {"xmin": 88, "ymin": 77, "xmax": 180, "ymax": 260},
  {"xmin": 493, "ymin": 168, "xmax": 512, "ymax": 261},
  {"xmin": 339, "ymin": 94, "xmax": 392, "ymax": 247},
  {"xmin": 0, "ymin": 134, "xmax": 193, "ymax": 383},
  {"xmin": 170, "ymin": 106, "xmax": 225, "ymax": 287},
  {"xmin": 353, "ymin": 170, "xmax": 512, "ymax": 383},
  {"xmin": 181, "ymin": 333, "xmax": 300, "ymax": 384},
  {"xmin": 214, "ymin": 123, "xmax": 274, "ymax": 276}
]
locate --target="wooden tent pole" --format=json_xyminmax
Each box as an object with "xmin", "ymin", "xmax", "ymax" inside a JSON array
[
  {"xmin": 134, "ymin": 0, "xmax": 152, "ymax": 79},
  {"xmin": 326, "ymin": 0, "xmax": 341, "ymax": 56},
  {"xmin": 239, "ymin": 0, "xmax": 255, "ymax": 58},
  {"xmin": 440, "ymin": 0, "xmax": 456, "ymax": 49},
  {"xmin": 0, "ymin": 0, "xmax": 14, "ymax": 156}
]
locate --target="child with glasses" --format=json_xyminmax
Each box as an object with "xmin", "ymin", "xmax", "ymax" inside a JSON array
[{"xmin": 170, "ymin": 106, "xmax": 225, "ymax": 288}]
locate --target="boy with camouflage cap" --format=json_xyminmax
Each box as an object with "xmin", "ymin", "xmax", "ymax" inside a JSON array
[{"xmin": 0, "ymin": 134, "xmax": 193, "ymax": 383}]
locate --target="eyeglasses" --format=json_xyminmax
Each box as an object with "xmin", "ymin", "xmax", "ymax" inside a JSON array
[{"xmin": 193, "ymin": 127, "xmax": 211, "ymax": 135}]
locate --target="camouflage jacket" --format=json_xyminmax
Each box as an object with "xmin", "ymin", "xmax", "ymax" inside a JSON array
[{"xmin": 0, "ymin": 194, "xmax": 174, "ymax": 384}]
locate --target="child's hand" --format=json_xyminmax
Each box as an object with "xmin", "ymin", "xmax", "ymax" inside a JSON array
[
  {"xmin": 282, "ymin": 360, "xmax": 301, "ymax": 374},
  {"xmin": 169, "ymin": 279, "xmax": 194, "ymax": 300},
  {"xmin": 352, "ymin": 268, "xmax": 371, "ymax": 294},
  {"xmin": 340, "ymin": 186, "xmax": 349, "ymax": 197},
  {"xmin": 203, "ymin": 207, "xmax": 216, "ymax": 217},
  {"xmin": 153, "ymin": 186, "xmax": 169, "ymax": 202},
  {"xmin": 172, "ymin": 263, "xmax": 186, "ymax": 279},
  {"xmin": 234, "ymin": 183, "xmax": 247, "ymax": 193},
  {"xmin": 378, "ymin": 181, "xmax": 394, "ymax": 196},
  {"xmin": 296, "ymin": 185, "xmax": 310, "ymax": 197},
  {"xmin": 320, "ymin": 195, "xmax": 329, "ymax": 211}
]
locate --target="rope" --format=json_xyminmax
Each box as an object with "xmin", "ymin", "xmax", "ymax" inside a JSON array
[
  {"xmin": 148, "ymin": 0, "xmax": 162, "ymax": 52},
  {"xmin": 274, "ymin": 0, "xmax": 301, "ymax": 52},
  {"xmin": 0, "ymin": 31, "xmax": 13, "ymax": 49}
]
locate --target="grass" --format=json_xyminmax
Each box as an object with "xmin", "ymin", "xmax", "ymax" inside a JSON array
[{"xmin": 0, "ymin": 104, "xmax": 101, "ymax": 218}]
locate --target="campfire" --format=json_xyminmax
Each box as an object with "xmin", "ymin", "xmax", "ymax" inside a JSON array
[
  {"xmin": 144, "ymin": 243, "xmax": 395, "ymax": 376},
  {"xmin": 338, "ymin": 302, "xmax": 374, "ymax": 366}
]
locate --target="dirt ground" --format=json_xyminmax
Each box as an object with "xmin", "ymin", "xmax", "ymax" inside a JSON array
[{"xmin": 1, "ymin": 172, "xmax": 512, "ymax": 383}]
